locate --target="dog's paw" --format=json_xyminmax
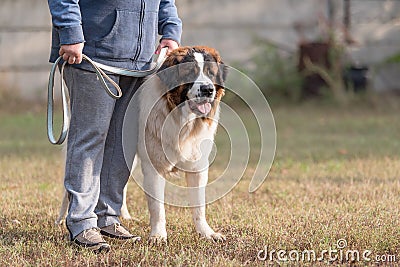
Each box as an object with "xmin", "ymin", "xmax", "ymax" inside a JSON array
[
  {"xmin": 54, "ymin": 218, "xmax": 64, "ymax": 226},
  {"xmin": 120, "ymin": 212, "xmax": 132, "ymax": 220},
  {"xmin": 120, "ymin": 205, "xmax": 132, "ymax": 220},
  {"xmin": 198, "ymin": 229, "xmax": 226, "ymax": 242},
  {"xmin": 202, "ymin": 232, "xmax": 226, "ymax": 242},
  {"xmin": 148, "ymin": 235, "xmax": 167, "ymax": 246},
  {"xmin": 210, "ymin": 232, "xmax": 226, "ymax": 242}
]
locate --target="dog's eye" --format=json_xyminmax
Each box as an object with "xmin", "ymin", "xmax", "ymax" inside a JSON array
[{"xmin": 207, "ymin": 69, "xmax": 215, "ymax": 78}]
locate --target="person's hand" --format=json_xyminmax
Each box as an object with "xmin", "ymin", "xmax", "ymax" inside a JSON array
[
  {"xmin": 59, "ymin": 43, "xmax": 84, "ymax": 64},
  {"xmin": 155, "ymin": 39, "xmax": 179, "ymax": 55}
]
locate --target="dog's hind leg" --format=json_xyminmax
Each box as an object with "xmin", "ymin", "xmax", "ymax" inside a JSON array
[
  {"xmin": 55, "ymin": 190, "xmax": 69, "ymax": 225},
  {"xmin": 120, "ymin": 184, "xmax": 132, "ymax": 220},
  {"xmin": 186, "ymin": 170, "xmax": 226, "ymax": 242},
  {"xmin": 120, "ymin": 156, "xmax": 138, "ymax": 220}
]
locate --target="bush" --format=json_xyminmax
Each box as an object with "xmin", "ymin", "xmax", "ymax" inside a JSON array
[{"xmin": 237, "ymin": 40, "xmax": 303, "ymax": 103}]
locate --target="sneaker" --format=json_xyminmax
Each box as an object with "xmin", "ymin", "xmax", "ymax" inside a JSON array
[
  {"xmin": 73, "ymin": 228, "xmax": 110, "ymax": 253},
  {"xmin": 100, "ymin": 223, "xmax": 141, "ymax": 241}
]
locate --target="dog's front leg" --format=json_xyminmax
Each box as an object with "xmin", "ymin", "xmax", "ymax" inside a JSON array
[
  {"xmin": 143, "ymin": 167, "xmax": 167, "ymax": 244},
  {"xmin": 186, "ymin": 171, "xmax": 226, "ymax": 242}
]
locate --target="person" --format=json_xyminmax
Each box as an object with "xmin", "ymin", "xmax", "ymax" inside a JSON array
[{"xmin": 47, "ymin": 0, "xmax": 182, "ymax": 252}]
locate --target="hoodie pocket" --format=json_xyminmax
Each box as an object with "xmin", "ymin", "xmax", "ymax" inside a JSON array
[{"xmin": 95, "ymin": 9, "xmax": 140, "ymax": 60}]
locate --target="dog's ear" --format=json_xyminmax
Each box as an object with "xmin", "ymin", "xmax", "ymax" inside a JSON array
[
  {"xmin": 157, "ymin": 47, "xmax": 196, "ymax": 90},
  {"xmin": 157, "ymin": 58, "xmax": 180, "ymax": 91},
  {"xmin": 217, "ymin": 61, "xmax": 228, "ymax": 87}
]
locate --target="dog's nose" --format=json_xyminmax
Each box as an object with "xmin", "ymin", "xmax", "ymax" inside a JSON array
[{"xmin": 199, "ymin": 84, "xmax": 214, "ymax": 97}]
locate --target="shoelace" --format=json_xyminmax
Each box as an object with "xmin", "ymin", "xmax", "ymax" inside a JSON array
[
  {"xmin": 114, "ymin": 223, "xmax": 124, "ymax": 233},
  {"xmin": 82, "ymin": 228, "xmax": 102, "ymax": 242}
]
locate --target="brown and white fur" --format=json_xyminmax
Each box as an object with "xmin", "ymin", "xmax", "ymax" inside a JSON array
[
  {"xmin": 56, "ymin": 46, "xmax": 227, "ymax": 243},
  {"xmin": 138, "ymin": 46, "xmax": 227, "ymax": 243}
]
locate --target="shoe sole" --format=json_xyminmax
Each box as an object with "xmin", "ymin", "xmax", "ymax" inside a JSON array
[
  {"xmin": 93, "ymin": 243, "xmax": 111, "ymax": 254},
  {"xmin": 100, "ymin": 230, "xmax": 142, "ymax": 242},
  {"xmin": 72, "ymin": 241, "xmax": 111, "ymax": 253}
]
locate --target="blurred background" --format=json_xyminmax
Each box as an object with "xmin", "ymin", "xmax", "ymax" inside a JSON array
[
  {"xmin": 1, "ymin": 2, "xmax": 400, "ymax": 264},
  {"xmin": 1, "ymin": 0, "xmax": 400, "ymax": 104}
]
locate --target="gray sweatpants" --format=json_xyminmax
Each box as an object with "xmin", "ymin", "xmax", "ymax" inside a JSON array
[{"xmin": 63, "ymin": 66, "xmax": 140, "ymax": 239}]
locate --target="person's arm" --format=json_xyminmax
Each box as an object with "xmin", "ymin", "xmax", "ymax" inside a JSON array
[
  {"xmin": 156, "ymin": 0, "xmax": 182, "ymax": 55},
  {"xmin": 47, "ymin": 0, "xmax": 84, "ymax": 64}
]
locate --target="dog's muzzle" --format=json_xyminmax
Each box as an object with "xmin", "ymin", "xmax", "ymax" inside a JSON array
[
  {"xmin": 199, "ymin": 84, "xmax": 215, "ymax": 98},
  {"xmin": 187, "ymin": 82, "xmax": 216, "ymax": 116}
]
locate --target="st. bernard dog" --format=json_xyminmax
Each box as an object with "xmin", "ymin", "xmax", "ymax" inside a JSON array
[
  {"xmin": 138, "ymin": 46, "xmax": 227, "ymax": 243},
  {"xmin": 56, "ymin": 46, "xmax": 227, "ymax": 243}
]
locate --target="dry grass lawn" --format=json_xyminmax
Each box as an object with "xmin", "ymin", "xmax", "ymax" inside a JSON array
[{"xmin": 0, "ymin": 101, "xmax": 399, "ymax": 266}]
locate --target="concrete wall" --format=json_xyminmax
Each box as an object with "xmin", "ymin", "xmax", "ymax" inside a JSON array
[
  {"xmin": 1, "ymin": 0, "xmax": 400, "ymax": 99},
  {"xmin": 0, "ymin": 0, "xmax": 52, "ymax": 100},
  {"xmin": 176, "ymin": 0, "xmax": 324, "ymax": 61},
  {"xmin": 176, "ymin": 0, "xmax": 400, "ymax": 92}
]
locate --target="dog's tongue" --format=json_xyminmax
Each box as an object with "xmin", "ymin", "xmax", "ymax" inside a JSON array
[{"xmin": 197, "ymin": 102, "xmax": 212, "ymax": 114}]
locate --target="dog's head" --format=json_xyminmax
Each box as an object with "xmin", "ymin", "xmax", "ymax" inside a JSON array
[{"xmin": 157, "ymin": 46, "xmax": 227, "ymax": 117}]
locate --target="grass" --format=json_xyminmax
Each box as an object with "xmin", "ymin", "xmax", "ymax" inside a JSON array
[{"xmin": 0, "ymin": 100, "xmax": 400, "ymax": 266}]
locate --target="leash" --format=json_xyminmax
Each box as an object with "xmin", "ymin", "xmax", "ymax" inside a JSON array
[{"xmin": 47, "ymin": 47, "xmax": 168, "ymax": 145}]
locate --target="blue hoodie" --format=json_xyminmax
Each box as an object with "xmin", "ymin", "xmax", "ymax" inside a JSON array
[{"xmin": 47, "ymin": 0, "xmax": 182, "ymax": 70}]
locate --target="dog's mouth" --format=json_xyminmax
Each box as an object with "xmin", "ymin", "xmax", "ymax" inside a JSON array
[{"xmin": 187, "ymin": 97, "xmax": 214, "ymax": 115}]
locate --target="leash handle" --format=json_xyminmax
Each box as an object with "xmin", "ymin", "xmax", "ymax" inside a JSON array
[
  {"xmin": 47, "ymin": 47, "xmax": 168, "ymax": 145},
  {"xmin": 82, "ymin": 54, "xmax": 123, "ymax": 99},
  {"xmin": 47, "ymin": 56, "xmax": 70, "ymax": 145}
]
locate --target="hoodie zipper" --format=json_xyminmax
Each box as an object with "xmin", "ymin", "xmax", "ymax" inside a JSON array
[{"xmin": 133, "ymin": 0, "xmax": 145, "ymax": 62}]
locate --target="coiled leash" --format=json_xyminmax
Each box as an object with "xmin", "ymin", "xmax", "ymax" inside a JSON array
[{"xmin": 47, "ymin": 47, "xmax": 168, "ymax": 145}]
